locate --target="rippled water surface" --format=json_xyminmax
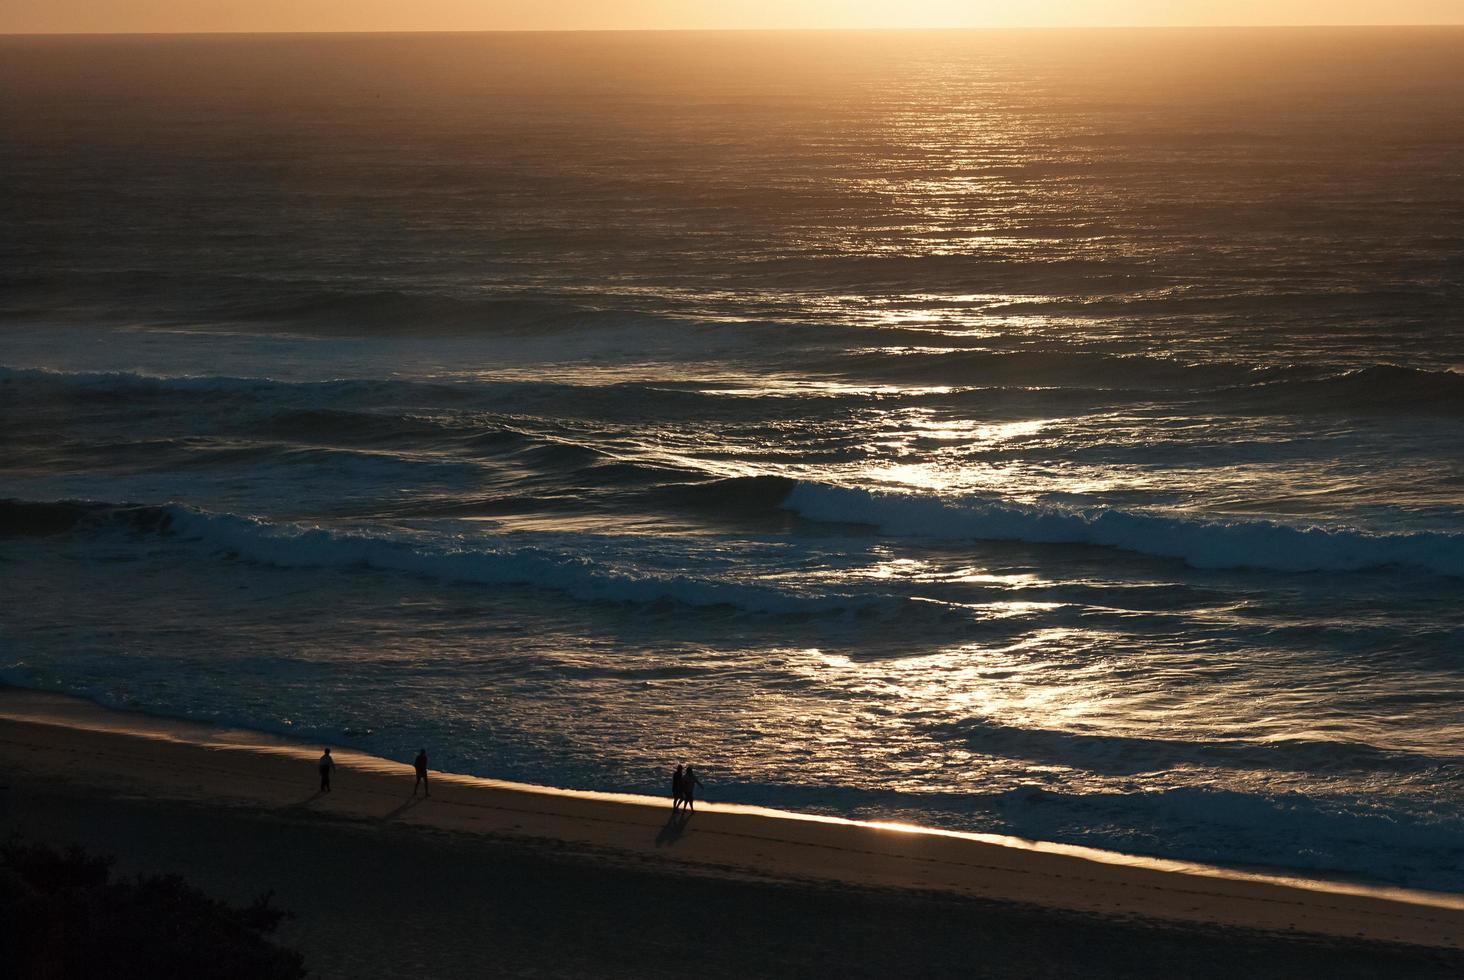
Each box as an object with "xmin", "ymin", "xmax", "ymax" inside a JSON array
[{"xmin": 2, "ymin": 29, "xmax": 1463, "ymax": 890}]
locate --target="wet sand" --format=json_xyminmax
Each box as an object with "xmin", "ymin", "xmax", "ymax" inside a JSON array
[{"xmin": 2, "ymin": 688, "xmax": 1461, "ymax": 978}]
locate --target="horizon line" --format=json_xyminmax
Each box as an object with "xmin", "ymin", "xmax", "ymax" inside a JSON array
[{"xmin": 3, "ymin": 23, "xmax": 1464, "ymax": 38}]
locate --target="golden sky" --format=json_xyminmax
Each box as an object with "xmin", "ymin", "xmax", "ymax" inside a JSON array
[{"xmin": 4, "ymin": 1, "xmax": 1463, "ymax": 33}]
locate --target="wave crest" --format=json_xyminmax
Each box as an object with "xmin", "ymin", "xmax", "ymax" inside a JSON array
[
  {"xmin": 0, "ymin": 499, "xmax": 851, "ymax": 614},
  {"xmin": 781, "ymin": 483, "xmax": 1464, "ymax": 577}
]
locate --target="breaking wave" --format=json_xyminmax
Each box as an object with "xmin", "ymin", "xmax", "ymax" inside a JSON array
[
  {"xmin": 0, "ymin": 499, "xmax": 848, "ymax": 614},
  {"xmin": 781, "ymin": 482, "xmax": 1464, "ymax": 577}
]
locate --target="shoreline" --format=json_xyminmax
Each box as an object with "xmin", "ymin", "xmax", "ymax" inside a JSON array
[{"xmin": 3, "ymin": 685, "xmax": 1462, "ymax": 952}]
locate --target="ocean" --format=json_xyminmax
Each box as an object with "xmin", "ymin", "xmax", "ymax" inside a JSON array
[{"xmin": 2, "ymin": 28, "xmax": 1462, "ymax": 890}]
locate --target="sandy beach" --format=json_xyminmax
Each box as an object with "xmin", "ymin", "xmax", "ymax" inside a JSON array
[{"xmin": 2, "ymin": 687, "xmax": 1461, "ymax": 979}]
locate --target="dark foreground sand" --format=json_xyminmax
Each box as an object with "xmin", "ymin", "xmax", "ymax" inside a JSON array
[{"xmin": 2, "ymin": 689, "xmax": 1462, "ymax": 979}]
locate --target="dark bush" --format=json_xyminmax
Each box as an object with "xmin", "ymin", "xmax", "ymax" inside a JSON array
[{"xmin": 0, "ymin": 839, "xmax": 306, "ymax": 980}]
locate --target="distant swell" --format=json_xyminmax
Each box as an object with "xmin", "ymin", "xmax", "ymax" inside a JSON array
[
  {"xmin": 836, "ymin": 350, "xmax": 1464, "ymax": 414},
  {"xmin": 1235, "ymin": 364, "xmax": 1464, "ymax": 415},
  {"xmin": 8, "ymin": 359, "xmax": 1463, "ymax": 419},
  {"xmin": 781, "ymin": 483, "xmax": 1464, "ymax": 577},
  {"xmin": 210, "ymin": 289, "xmax": 596, "ymax": 334},
  {"xmin": 925, "ymin": 717, "xmax": 1462, "ymax": 778},
  {"xmin": 835, "ymin": 348, "xmax": 1272, "ymax": 389}
]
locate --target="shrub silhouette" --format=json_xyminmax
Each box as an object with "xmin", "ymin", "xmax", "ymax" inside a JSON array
[{"xmin": 0, "ymin": 840, "xmax": 306, "ymax": 979}]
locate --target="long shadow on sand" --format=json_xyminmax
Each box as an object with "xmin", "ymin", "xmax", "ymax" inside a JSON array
[
  {"xmin": 655, "ymin": 809, "xmax": 692, "ymax": 847},
  {"xmin": 289, "ymin": 790, "xmax": 326, "ymax": 810},
  {"xmin": 381, "ymin": 797, "xmax": 424, "ymax": 823}
]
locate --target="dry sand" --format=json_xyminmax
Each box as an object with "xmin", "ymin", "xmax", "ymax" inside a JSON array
[{"xmin": 2, "ymin": 687, "xmax": 1461, "ymax": 978}]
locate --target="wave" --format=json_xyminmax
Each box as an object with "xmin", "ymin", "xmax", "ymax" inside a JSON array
[
  {"xmin": 9, "ymin": 355, "xmax": 1462, "ymax": 425},
  {"xmin": 832, "ymin": 348, "xmax": 1279, "ymax": 390},
  {"xmin": 0, "ymin": 498, "xmax": 857, "ymax": 614},
  {"xmin": 989, "ymin": 286, "xmax": 1458, "ymax": 319},
  {"xmin": 0, "ymin": 498, "xmax": 1105, "ymax": 630},
  {"xmin": 924, "ymin": 717, "xmax": 1461, "ymax": 779},
  {"xmin": 0, "ymin": 499, "xmax": 177, "ymax": 537},
  {"xmin": 253, "ymin": 408, "xmax": 463, "ymax": 447},
  {"xmin": 171, "ymin": 508, "xmax": 878, "ymax": 613},
  {"xmin": 1, "ymin": 276, "xmax": 936, "ymax": 358},
  {"xmin": 1232, "ymin": 364, "xmax": 1464, "ymax": 415},
  {"xmin": 0, "ymin": 365, "xmax": 857, "ymax": 416},
  {"xmin": 834, "ymin": 350, "xmax": 1464, "ymax": 414},
  {"xmin": 0, "ymin": 365, "xmax": 471, "ymax": 405},
  {"xmin": 204, "ymin": 289, "xmax": 601, "ymax": 335},
  {"xmin": 0, "ymin": 274, "xmax": 618, "ymax": 336},
  {"xmin": 986, "ymin": 784, "xmax": 1464, "ymax": 892},
  {"xmin": 781, "ymin": 482, "xmax": 1464, "ymax": 577},
  {"xmin": 658, "ymin": 474, "xmax": 799, "ymax": 515}
]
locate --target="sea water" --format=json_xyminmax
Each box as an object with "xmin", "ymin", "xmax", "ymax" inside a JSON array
[{"xmin": 2, "ymin": 28, "xmax": 1462, "ymax": 890}]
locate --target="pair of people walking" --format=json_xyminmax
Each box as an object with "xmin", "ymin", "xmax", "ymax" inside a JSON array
[
  {"xmin": 670, "ymin": 763, "xmax": 703, "ymax": 810},
  {"xmin": 316, "ymin": 747, "xmax": 431, "ymax": 797}
]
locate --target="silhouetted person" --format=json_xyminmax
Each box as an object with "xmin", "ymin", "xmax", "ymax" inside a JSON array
[
  {"xmin": 671, "ymin": 764, "xmax": 684, "ymax": 809},
  {"xmin": 683, "ymin": 764, "xmax": 703, "ymax": 810},
  {"xmin": 318, "ymin": 748, "xmax": 334, "ymax": 793},
  {"xmin": 413, "ymin": 748, "xmax": 430, "ymax": 797}
]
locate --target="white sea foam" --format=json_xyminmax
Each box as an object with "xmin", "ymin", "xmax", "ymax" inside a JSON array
[
  {"xmin": 782, "ymin": 482, "xmax": 1464, "ymax": 577},
  {"xmin": 163, "ymin": 506, "xmax": 842, "ymax": 613}
]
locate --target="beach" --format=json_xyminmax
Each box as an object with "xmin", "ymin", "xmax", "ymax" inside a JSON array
[{"xmin": 2, "ymin": 688, "xmax": 1461, "ymax": 978}]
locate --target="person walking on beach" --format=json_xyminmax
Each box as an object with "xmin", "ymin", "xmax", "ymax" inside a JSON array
[
  {"xmin": 413, "ymin": 748, "xmax": 430, "ymax": 797},
  {"xmin": 318, "ymin": 748, "xmax": 334, "ymax": 793},
  {"xmin": 671, "ymin": 764, "xmax": 685, "ymax": 810},
  {"xmin": 683, "ymin": 764, "xmax": 703, "ymax": 811}
]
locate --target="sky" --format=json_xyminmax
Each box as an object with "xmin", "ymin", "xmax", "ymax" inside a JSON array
[{"xmin": 3, "ymin": 1, "xmax": 1463, "ymax": 34}]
